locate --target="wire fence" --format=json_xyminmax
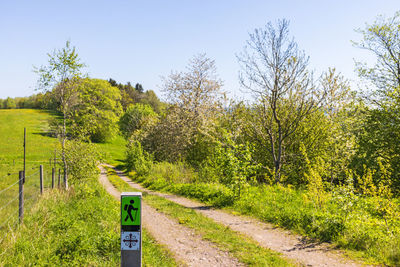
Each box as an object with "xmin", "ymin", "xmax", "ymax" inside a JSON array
[
  {"xmin": 0, "ymin": 163, "xmax": 66, "ymax": 245},
  {"xmin": 0, "ymin": 127, "xmax": 66, "ymax": 245}
]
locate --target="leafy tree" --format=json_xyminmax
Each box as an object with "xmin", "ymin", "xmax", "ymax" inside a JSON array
[
  {"xmin": 354, "ymin": 11, "xmax": 400, "ymax": 100},
  {"xmin": 119, "ymin": 103, "xmax": 158, "ymax": 140},
  {"xmin": 237, "ymin": 19, "xmax": 326, "ymax": 183},
  {"xmin": 108, "ymin": 79, "xmax": 164, "ymax": 113},
  {"xmin": 150, "ymin": 53, "xmax": 223, "ymax": 162},
  {"xmin": 4, "ymin": 97, "xmax": 16, "ymax": 109},
  {"xmin": 35, "ymin": 41, "xmax": 86, "ymax": 189},
  {"xmin": 135, "ymin": 83, "xmax": 144, "ymax": 93},
  {"xmin": 353, "ymin": 12, "xmax": 400, "ymax": 193},
  {"xmin": 70, "ymin": 78, "xmax": 122, "ymax": 143},
  {"xmin": 140, "ymin": 90, "xmax": 165, "ymax": 114}
]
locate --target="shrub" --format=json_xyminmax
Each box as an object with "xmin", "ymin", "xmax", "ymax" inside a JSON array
[
  {"xmin": 126, "ymin": 140, "xmax": 152, "ymax": 176},
  {"xmin": 65, "ymin": 140, "xmax": 100, "ymax": 184}
]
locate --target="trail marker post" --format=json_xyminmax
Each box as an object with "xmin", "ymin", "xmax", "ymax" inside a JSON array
[{"xmin": 121, "ymin": 192, "xmax": 142, "ymax": 267}]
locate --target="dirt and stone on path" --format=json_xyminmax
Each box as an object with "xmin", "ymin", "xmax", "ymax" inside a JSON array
[
  {"xmin": 106, "ymin": 164, "xmax": 370, "ymax": 267},
  {"xmin": 99, "ymin": 166, "xmax": 244, "ymax": 267}
]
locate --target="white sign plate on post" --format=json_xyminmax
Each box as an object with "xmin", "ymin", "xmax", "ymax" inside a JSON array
[{"xmin": 121, "ymin": 231, "xmax": 140, "ymax": 250}]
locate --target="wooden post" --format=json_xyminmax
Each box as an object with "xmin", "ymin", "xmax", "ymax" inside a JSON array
[
  {"xmin": 19, "ymin": 171, "xmax": 24, "ymax": 224},
  {"xmin": 58, "ymin": 169, "xmax": 61, "ymax": 188},
  {"xmin": 40, "ymin": 165, "xmax": 43, "ymax": 194},
  {"xmin": 52, "ymin": 168, "xmax": 55, "ymax": 189}
]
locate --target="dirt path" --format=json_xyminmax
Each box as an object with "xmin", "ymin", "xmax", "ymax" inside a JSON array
[
  {"xmin": 99, "ymin": 166, "xmax": 243, "ymax": 267},
  {"xmin": 107, "ymin": 165, "xmax": 368, "ymax": 267}
]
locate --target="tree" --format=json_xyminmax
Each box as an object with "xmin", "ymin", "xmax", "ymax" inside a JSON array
[
  {"xmin": 35, "ymin": 41, "xmax": 85, "ymax": 189},
  {"xmin": 354, "ymin": 11, "xmax": 400, "ymax": 102},
  {"xmin": 135, "ymin": 83, "xmax": 144, "ymax": 93},
  {"xmin": 353, "ymin": 12, "xmax": 400, "ymax": 193},
  {"xmin": 70, "ymin": 78, "xmax": 122, "ymax": 143},
  {"xmin": 119, "ymin": 103, "xmax": 158, "ymax": 140},
  {"xmin": 237, "ymin": 20, "xmax": 325, "ymax": 183},
  {"xmin": 4, "ymin": 97, "xmax": 16, "ymax": 109},
  {"xmin": 151, "ymin": 54, "xmax": 223, "ymax": 162},
  {"xmin": 140, "ymin": 90, "xmax": 165, "ymax": 114}
]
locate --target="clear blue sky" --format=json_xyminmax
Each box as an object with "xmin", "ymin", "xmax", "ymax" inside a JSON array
[{"xmin": 0, "ymin": 0, "xmax": 398, "ymax": 100}]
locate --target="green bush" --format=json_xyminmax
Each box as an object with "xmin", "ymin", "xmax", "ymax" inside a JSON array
[
  {"xmin": 65, "ymin": 140, "xmax": 101, "ymax": 184},
  {"xmin": 126, "ymin": 140, "xmax": 153, "ymax": 176}
]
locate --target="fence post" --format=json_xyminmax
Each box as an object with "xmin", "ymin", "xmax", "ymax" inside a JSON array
[
  {"xmin": 19, "ymin": 171, "xmax": 24, "ymax": 224},
  {"xmin": 52, "ymin": 168, "xmax": 55, "ymax": 189},
  {"xmin": 40, "ymin": 165, "xmax": 43, "ymax": 194},
  {"xmin": 58, "ymin": 169, "xmax": 61, "ymax": 188},
  {"xmin": 23, "ymin": 128, "xmax": 26, "ymax": 182}
]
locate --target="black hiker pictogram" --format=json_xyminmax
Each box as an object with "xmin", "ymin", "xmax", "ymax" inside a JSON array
[{"xmin": 124, "ymin": 199, "xmax": 138, "ymax": 222}]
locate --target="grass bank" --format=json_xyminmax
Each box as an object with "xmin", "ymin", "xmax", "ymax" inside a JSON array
[{"xmin": 127, "ymin": 161, "xmax": 400, "ymax": 266}]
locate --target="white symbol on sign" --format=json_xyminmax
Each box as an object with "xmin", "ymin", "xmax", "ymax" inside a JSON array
[{"xmin": 121, "ymin": 232, "xmax": 140, "ymax": 250}]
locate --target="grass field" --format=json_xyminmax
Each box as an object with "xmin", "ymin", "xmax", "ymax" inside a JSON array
[
  {"xmin": 0, "ymin": 109, "xmax": 59, "ymax": 236},
  {"xmin": 0, "ymin": 109, "xmax": 126, "ymax": 233}
]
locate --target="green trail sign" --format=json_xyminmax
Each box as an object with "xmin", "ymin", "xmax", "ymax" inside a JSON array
[
  {"xmin": 121, "ymin": 192, "xmax": 142, "ymax": 267},
  {"xmin": 121, "ymin": 195, "xmax": 141, "ymax": 226}
]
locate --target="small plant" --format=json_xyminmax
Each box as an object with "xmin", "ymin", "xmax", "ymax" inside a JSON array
[
  {"xmin": 301, "ymin": 144, "xmax": 326, "ymax": 210},
  {"xmin": 331, "ymin": 172, "xmax": 358, "ymax": 226}
]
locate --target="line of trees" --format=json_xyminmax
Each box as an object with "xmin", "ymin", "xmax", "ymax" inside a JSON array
[
  {"xmin": 6, "ymin": 11, "xmax": 398, "ymax": 196},
  {"xmin": 122, "ymin": 13, "xmax": 400, "ymax": 196}
]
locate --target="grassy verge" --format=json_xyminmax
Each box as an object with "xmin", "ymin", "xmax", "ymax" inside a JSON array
[
  {"xmin": 106, "ymin": 167, "xmax": 294, "ymax": 267},
  {"xmin": 0, "ymin": 178, "xmax": 120, "ymax": 266},
  {"xmin": 0, "ymin": 175, "xmax": 177, "ymax": 266},
  {"xmin": 125, "ymin": 162, "xmax": 400, "ymax": 266}
]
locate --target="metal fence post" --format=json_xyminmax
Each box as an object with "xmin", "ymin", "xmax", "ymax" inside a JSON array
[
  {"xmin": 52, "ymin": 168, "xmax": 55, "ymax": 189},
  {"xmin": 40, "ymin": 165, "xmax": 43, "ymax": 194},
  {"xmin": 19, "ymin": 171, "xmax": 24, "ymax": 224},
  {"xmin": 58, "ymin": 169, "xmax": 61, "ymax": 188}
]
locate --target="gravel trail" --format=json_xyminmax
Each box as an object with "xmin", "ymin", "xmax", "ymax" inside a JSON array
[{"xmin": 99, "ymin": 166, "xmax": 244, "ymax": 267}]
